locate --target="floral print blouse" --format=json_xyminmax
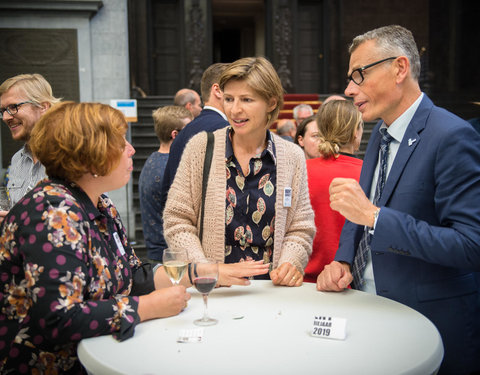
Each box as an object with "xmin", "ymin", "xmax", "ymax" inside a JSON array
[
  {"xmin": 224, "ymin": 128, "xmax": 276, "ymax": 278},
  {"xmin": 0, "ymin": 179, "xmax": 154, "ymax": 374}
]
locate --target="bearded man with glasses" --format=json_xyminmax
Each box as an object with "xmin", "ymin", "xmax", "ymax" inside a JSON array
[
  {"xmin": 316, "ymin": 25, "xmax": 480, "ymax": 374},
  {"xmin": 0, "ymin": 74, "xmax": 60, "ymax": 219}
]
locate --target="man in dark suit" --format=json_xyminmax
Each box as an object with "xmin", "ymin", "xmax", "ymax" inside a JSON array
[
  {"xmin": 145, "ymin": 63, "xmax": 229, "ymax": 261},
  {"xmin": 316, "ymin": 25, "xmax": 480, "ymax": 374}
]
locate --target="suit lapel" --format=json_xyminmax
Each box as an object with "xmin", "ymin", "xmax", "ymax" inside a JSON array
[
  {"xmin": 379, "ymin": 127, "xmax": 420, "ymax": 205},
  {"xmin": 379, "ymin": 96, "xmax": 433, "ymax": 205}
]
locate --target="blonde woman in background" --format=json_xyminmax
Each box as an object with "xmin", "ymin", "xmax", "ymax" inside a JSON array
[{"xmin": 304, "ymin": 100, "xmax": 363, "ymax": 282}]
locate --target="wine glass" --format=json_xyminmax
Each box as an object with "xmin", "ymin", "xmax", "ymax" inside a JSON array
[
  {"xmin": 193, "ymin": 261, "xmax": 218, "ymax": 326},
  {"xmin": 0, "ymin": 187, "xmax": 11, "ymax": 211},
  {"xmin": 162, "ymin": 248, "xmax": 188, "ymax": 285}
]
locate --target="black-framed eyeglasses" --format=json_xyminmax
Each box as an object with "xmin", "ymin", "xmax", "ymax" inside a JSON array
[
  {"xmin": 0, "ymin": 101, "xmax": 34, "ymax": 119},
  {"xmin": 347, "ymin": 57, "xmax": 398, "ymax": 85}
]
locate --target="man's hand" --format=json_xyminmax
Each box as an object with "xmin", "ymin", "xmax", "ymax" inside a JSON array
[
  {"xmin": 329, "ymin": 178, "xmax": 377, "ymax": 227},
  {"xmin": 316, "ymin": 261, "xmax": 352, "ymax": 292}
]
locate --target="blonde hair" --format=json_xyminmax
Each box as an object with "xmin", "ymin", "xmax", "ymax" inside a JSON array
[
  {"xmin": 0, "ymin": 73, "xmax": 61, "ymax": 106},
  {"xmin": 30, "ymin": 102, "xmax": 127, "ymax": 181},
  {"xmin": 219, "ymin": 57, "xmax": 284, "ymax": 127},
  {"xmin": 316, "ymin": 100, "xmax": 363, "ymax": 159},
  {"xmin": 152, "ymin": 105, "xmax": 192, "ymax": 143}
]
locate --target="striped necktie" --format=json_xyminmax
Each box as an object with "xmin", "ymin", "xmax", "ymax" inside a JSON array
[{"xmin": 352, "ymin": 128, "xmax": 393, "ymax": 289}]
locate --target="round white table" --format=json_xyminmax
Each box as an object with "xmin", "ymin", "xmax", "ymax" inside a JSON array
[{"xmin": 78, "ymin": 280, "xmax": 443, "ymax": 375}]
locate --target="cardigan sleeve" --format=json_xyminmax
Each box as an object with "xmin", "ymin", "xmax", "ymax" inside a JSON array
[
  {"xmin": 163, "ymin": 132, "xmax": 209, "ymax": 262},
  {"xmin": 274, "ymin": 139, "xmax": 316, "ymax": 272}
]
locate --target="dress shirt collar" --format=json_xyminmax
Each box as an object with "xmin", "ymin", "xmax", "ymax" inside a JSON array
[
  {"xmin": 19, "ymin": 144, "xmax": 34, "ymax": 161},
  {"xmin": 203, "ymin": 105, "xmax": 228, "ymax": 121},
  {"xmin": 225, "ymin": 127, "xmax": 276, "ymax": 164},
  {"xmin": 380, "ymin": 92, "xmax": 424, "ymax": 143}
]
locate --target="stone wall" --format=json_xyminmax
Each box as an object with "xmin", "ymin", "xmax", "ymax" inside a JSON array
[{"xmin": 0, "ymin": 0, "xmax": 135, "ymax": 237}]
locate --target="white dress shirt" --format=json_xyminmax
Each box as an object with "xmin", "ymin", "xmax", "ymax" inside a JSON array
[{"xmin": 361, "ymin": 93, "xmax": 424, "ymax": 294}]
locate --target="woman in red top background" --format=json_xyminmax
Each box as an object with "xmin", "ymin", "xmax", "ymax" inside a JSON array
[{"xmin": 304, "ymin": 100, "xmax": 363, "ymax": 283}]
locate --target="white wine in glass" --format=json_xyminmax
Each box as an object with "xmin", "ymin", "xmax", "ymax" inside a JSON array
[
  {"xmin": 193, "ymin": 261, "xmax": 218, "ymax": 326},
  {"xmin": 162, "ymin": 248, "xmax": 187, "ymax": 285}
]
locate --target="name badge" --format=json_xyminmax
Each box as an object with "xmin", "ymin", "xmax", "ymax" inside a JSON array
[
  {"xmin": 283, "ymin": 187, "xmax": 292, "ymax": 207},
  {"xmin": 177, "ymin": 328, "xmax": 204, "ymax": 343},
  {"xmin": 113, "ymin": 232, "xmax": 126, "ymax": 256},
  {"xmin": 310, "ymin": 315, "xmax": 347, "ymax": 340}
]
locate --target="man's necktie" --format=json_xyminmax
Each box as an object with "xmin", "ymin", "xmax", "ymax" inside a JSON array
[{"xmin": 351, "ymin": 128, "xmax": 393, "ymax": 289}]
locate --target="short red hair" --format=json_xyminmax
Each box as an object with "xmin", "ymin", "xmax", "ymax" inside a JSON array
[{"xmin": 30, "ymin": 102, "xmax": 128, "ymax": 181}]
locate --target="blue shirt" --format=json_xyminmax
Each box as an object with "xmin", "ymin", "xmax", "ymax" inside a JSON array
[
  {"xmin": 224, "ymin": 128, "xmax": 276, "ymax": 279},
  {"xmin": 139, "ymin": 152, "xmax": 169, "ymax": 260}
]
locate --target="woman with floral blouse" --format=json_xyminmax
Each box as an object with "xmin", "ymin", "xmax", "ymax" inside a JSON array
[
  {"xmin": 0, "ymin": 102, "xmax": 190, "ymax": 374},
  {"xmin": 163, "ymin": 57, "xmax": 316, "ymax": 287}
]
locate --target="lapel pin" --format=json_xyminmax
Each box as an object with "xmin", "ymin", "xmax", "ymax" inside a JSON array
[{"xmin": 408, "ymin": 138, "xmax": 417, "ymax": 146}]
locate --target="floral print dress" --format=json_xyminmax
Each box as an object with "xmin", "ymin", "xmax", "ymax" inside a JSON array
[
  {"xmin": 224, "ymin": 129, "xmax": 276, "ymax": 278},
  {"xmin": 0, "ymin": 179, "xmax": 154, "ymax": 374}
]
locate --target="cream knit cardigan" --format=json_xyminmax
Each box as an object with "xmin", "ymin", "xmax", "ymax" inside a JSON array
[{"xmin": 163, "ymin": 127, "xmax": 315, "ymax": 272}]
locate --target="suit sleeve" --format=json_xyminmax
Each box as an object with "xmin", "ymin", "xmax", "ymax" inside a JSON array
[
  {"xmin": 371, "ymin": 123, "xmax": 480, "ymax": 270},
  {"xmin": 334, "ymin": 219, "xmax": 361, "ymax": 265}
]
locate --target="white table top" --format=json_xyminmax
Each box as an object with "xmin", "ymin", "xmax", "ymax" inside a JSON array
[{"xmin": 78, "ymin": 280, "xmax": 443, "ymax": 375}]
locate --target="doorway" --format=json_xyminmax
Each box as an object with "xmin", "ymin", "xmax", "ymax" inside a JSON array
[{"xmin": 212, "ymin": 0, "xmax": 265, "ymax": 62}]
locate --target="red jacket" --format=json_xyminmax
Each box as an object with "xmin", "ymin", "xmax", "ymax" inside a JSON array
[{"xmin": 304, "ymin": 154, "xmax": 362, "ymax": 283}]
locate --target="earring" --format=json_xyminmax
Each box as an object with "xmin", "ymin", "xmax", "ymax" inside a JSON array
[{"xmin": 93, "ymin": 174, "xmax": 98, "ymax": 178}]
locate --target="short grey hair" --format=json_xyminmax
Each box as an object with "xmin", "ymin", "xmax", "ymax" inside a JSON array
[
  {"xmin": 277, "ymin": 120, "xmax": 296, "ymax": 136},
  {"xmin": 293, "ymin": 103, "xmax": 314, "ymax": 121},
  {"xmin": 349, "ymin": 25, "xmax": 421, "ymax": 81},
  {"xmin": 174, "ymin": 89, "xmax": 198, "ymax": 106}
]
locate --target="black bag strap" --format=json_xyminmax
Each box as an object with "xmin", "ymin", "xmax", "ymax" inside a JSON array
[{"xmin": 199, "ymin": 132, "xmax": 214, "ymax": 242}]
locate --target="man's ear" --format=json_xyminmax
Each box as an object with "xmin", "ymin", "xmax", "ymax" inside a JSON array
[
  {"xmin": 212, "ymin": 83, "xmax": 222, "ymax": 100},
  {"xmin": 39, "ymin": 102, "xmax": 51, "ymax": 115},
  {"xmin": 394, "ymin": 56, "xmax": 410, "ymax": 83},
  {"xmin": 171, "ymin": 129, "xmax": 179, "ymax": 140}
]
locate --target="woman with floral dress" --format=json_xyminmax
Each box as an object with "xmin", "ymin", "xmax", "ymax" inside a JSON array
[{"xmin": 0, "ymin": 102, "xmax": 190, "ymax": 374}]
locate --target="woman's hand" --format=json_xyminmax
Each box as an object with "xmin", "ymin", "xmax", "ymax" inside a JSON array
[
  {"xmin": 217, "ymin": 260, "xmax": 270, "ymax": 286},
  {"xmin": 0, "ymin": 210, "xmax": 8, "ymax": 225},
  {"xmin": 270, "ymin": 262, "xmax": 303, "ymax": 287},
  {"xmin": 138, "ymin": 285, "xmax": 191, "ymax": 322}
]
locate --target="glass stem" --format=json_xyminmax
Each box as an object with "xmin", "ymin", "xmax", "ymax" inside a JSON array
[{"xmin": 202, "ymin": 294, "xmax": 209, "ymax": 321}]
